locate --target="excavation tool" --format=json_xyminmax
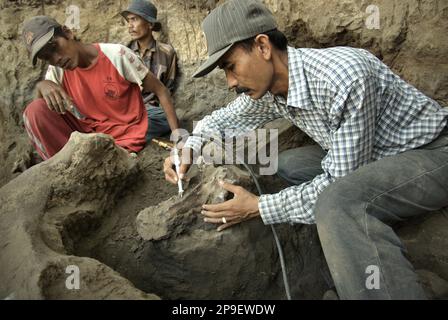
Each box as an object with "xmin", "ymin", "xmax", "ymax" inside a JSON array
[
  {"xmin": 151, "ymin": 138, "xmax": 184, "ymax": 197},
  {"xmin": 151, "ymin": 138, "xmax": 174, "ymax": 151},
  {"xmin": 173, "ymin": 147, "xmax": 184, "ymax": 198}
]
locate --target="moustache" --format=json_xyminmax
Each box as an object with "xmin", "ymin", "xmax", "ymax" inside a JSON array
[{"xmin": 235, "ymin": 87, "xmax": 250, "ymax": 94}]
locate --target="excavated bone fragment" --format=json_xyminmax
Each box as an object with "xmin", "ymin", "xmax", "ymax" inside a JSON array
[{"xmin": 136, "ymin": 165, "xmax": 254, "ymax": 241}]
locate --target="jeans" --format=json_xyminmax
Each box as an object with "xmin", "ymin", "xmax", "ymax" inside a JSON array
[
  {"xmin": 145, "ymin": 105, "xmax": 171, "ymax": 142},
  {"xmin": 277, "ymin": 129, "xmax": 448, "ymax": 299}
]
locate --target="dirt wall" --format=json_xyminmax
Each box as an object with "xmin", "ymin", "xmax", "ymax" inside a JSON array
[{"xmin": 0, "ymin": 0, "xmax": 447, "ymax": 186}]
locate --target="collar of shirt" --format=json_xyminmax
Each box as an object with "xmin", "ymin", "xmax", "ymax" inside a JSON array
[
  {"xmin": 285, "ymin": 46, "xmax": 313, "ymax": 110},
  {"xmin": 129, "ymin": 39, "xmax": 157, "ymax": 58}
]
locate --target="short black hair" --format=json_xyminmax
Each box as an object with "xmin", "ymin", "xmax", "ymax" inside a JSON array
[{"xmin": 236, "ymin": 29, "xmax": 288, "ymax": 52}]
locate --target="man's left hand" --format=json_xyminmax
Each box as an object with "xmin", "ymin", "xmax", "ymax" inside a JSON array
[{"xmin": 202, "ymin": 180, "xmax": 260, "ymax": 232}]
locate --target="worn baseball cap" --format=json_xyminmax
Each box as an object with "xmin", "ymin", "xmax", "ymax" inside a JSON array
[
  {"xmin": 22, "ymin": 16, "xmax": 62, "ymax": 66},
  {"xmin": 121, "ymin": 0, "xmax": 162, "ymax": 32},
  {"xmin": 192, "ymin": 0, "xmax": 277, "ymax": 78}
]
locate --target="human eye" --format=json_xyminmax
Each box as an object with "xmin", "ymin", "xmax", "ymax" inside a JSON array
[
  {"xmin": 37, "ymin": 42, "xmax": 57, "ymax": 60},
  {"xmin": 37, "ymin": 52, "xmax": 50, "ymax": 61},
  {"xmin": 44, "ymin": 40, "xmax": 57, "ymax": 52},
  {"xmin": 37, "ymin": 48, "xmax": 50, "ymax": 60}
]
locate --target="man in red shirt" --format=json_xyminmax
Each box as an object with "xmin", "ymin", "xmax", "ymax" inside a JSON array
[{"xmin": 22, "ymin": 16, "xmax": 179, "ymax": 160}]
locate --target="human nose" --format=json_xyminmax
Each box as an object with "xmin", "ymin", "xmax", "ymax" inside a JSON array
[{"xmin": 225, "ymin": 70, "xmax": 238, "ymax": 90}]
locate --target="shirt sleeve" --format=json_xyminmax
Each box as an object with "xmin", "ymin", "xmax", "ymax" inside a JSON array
[
  {"xmin": 184, "ymin": 94, "xmax": 281, "ymax": 154},
  {"xmin": 44, "ymin": 65, "xmax": 64, "ymax": 85},
  {"xmin": 259, "ymin": 76, "xmax": 378, "ymax": 225},
  {"xmin": 165, "ymin": 50, "xmax": 177, "ymax": 94},
  {"xmin": 100, "ymin": 44, "xmax": 149, "ymax": 87}
]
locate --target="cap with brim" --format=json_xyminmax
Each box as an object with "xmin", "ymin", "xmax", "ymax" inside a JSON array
[
  {"xmin": 192, "ymin": 0, "xmax": 277, "ymax": 78},
  {"xmin": 22, "ymin": 16, "xmax": 62, "ymax": 66},
  {"xmin": 31, "ymin": 28, "xmax": 54, "ymax": 66},
  {"xmin": 192, "ymin": 43, "xmax": 233, "ymax": 78},
  {"xmin": 121, "ymin": 0, "xmax": 162, "ymax": 32},
  {"xmin": 121, "ymin": 10, "xmax": 162, "ymax": 31}
]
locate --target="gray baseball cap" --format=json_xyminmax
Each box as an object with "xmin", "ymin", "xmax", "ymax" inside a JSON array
[
  {"xmin": 121, "ymin": 0, "xmax": 162, "ymax": 32},
  {"xmin": 22, "ymin": 16, "xmax": 62, "ymax": 66},
  {"xmin": 192, "ymin": 0, "xmax": 277, "ymax": 78}
]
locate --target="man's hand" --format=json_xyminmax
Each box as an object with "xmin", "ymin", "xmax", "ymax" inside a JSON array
[
  {"xmin": 163, "ymin": 147, "xmax": 192, "ymax": 185},
  {"xmin": 36, "ymin": 80, "xmax": 72, "ymax": 114},
  {"xmin": 202, "ymin": 181, "xmax": 260, "ymax": 232}
]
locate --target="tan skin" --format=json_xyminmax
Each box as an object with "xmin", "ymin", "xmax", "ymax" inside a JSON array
[
  {"xmin": 125, "ymin": 13, "xmax": 155, "ymax": 58},
  {"xmin": 164, "ymin": 34, "xmax": 289, "ymax": 231},
  {"xmin": 124, "ymin": 13, "xmax": 180, "ymax": 131},
  {"xmin": 35, "ymin": 26, "xmax": 179, "ymax": 131}
]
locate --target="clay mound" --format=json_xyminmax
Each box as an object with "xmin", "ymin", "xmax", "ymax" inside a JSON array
[
  {"xmin": 0, "ymin": 132, "xmax": 159, "ymax": 300},
  {"xmin": 134, "ymin": 165, "xmax": 288, "ymax": 298},
  {"xmin": 1, "ymin": 132, "xmax": 447, "ymax": 300},
  {"xmin": 136, "ymin": 165, "xmax": 253, "ymax": 241},
  {"xmin": 0, "ymin": 132, "xmax": 327, "ymax": 300}
]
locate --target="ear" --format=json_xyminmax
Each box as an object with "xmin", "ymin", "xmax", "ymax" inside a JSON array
[
  {"xmin": 145, "ymin": 21, "xmax": 153, "ymax": 32},
  {"xmin": 254, "ymin": 34, "xmax": 272, "ymax": 61}
]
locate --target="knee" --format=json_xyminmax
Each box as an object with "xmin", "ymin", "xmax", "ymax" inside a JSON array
[
  {"xmin": 314, "ymin": 181, "xmax": 348, "ymax": 227},
  {"xmin": 23, "ymin": 99, "xmax": 48, "ymax": 123},
  {"xmin": 315, "ymin": 176, "xmax": 371, "ymax": 225}
]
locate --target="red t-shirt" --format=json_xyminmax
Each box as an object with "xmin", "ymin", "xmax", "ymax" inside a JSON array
[{"xmin": 45, "ymin": 43, "xmax": 149, "ymax": 152}]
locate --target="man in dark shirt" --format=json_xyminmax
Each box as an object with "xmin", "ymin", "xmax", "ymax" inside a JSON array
[{"xmin": 121, "ymin": 0, "xmax": 178, "ymax": 141}]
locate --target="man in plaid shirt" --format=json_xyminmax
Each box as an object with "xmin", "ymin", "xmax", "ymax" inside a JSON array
[{"xmin": 164, "ymin": 0, "xmax": 448, "ymax": 299}]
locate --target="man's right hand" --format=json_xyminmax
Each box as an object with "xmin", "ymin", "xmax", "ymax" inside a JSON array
[
  {"xmin": 36, "ymin": 80, "xmax": 72, "ymax": 114},
  {"xmin": 164, "ymin": 147, "xmax": 193, "ymax": 185}
]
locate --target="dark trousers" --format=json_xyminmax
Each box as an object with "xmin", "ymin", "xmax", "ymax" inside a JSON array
[
  {"xmin": 145, "ymin": 105, "xmax": 171, "ymax": 142},
  {"xmin": 277, "ymin": 130, "xmax": 448, "ymax": 299}
]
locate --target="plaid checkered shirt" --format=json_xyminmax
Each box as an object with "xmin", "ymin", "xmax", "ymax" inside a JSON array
[{"xmin": 185, "ymin": 46, "xmax": 448, "ymax": 225}]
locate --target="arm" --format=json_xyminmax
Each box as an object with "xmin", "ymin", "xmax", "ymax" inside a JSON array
[
  {"xmin": 259, "ymin": 76, "xmax": 378, "ymax": 225},
  {"xmin": 184, "ymin": 93, "xmax": 281, "ymax": 154},
  {"xmin": 34, "ymin": 66, "xmax": 71, "ymax": 113},
  {"xmin": 164, "ymin": 93, "xmax": 280, "ymax": 185},
  {"xmin": 35, "ymin": 80, "xmax": 72, "ymax": 114},
  {"xmin": 164, "ymin": 50, "xmax": 177, "ymax": 95},
  {"xmin": 142, "ymin": 71, "xmax": 179, "ymax": 132}
]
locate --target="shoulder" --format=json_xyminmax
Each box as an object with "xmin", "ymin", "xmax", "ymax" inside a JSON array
[
  {"xmin": 98, "ymin": 43, "xmax": 134, "ymax": 58},
  {"xmin": 156, "ymin": 41, "xmax": 176, "ymax": 56},
  {"xmin": 97, "ymin": 43, "xmax": 147, "ymax": 77},
  {"xmin": 300, "ymin": 47, "xmax": 380, "ymax": 89},
  {"xmin": 98, "ymin": 43, "xmax": 142, "ymax": 68}
]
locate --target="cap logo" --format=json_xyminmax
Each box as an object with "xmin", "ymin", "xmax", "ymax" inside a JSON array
[{"xmin": 25, "ymin": 31, "xmax": 34, "ymax": 46}]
